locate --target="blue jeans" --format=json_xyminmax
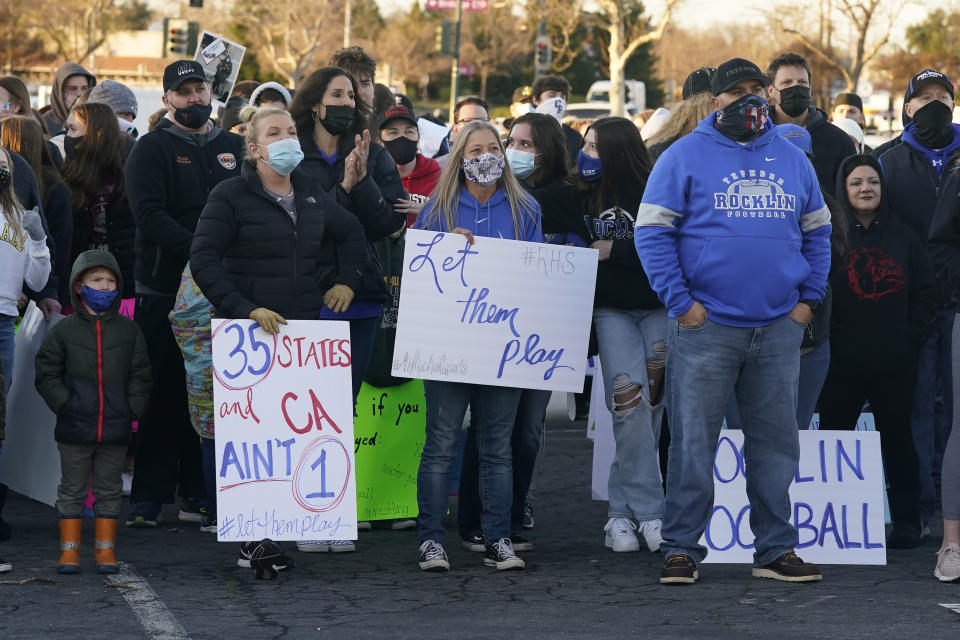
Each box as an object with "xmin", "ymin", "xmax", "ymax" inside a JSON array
[
  {"xmin": 912, "ymin": 309, "xmax": 954, "ymax": 522},
  {"xmin": 458, "ymin": 388, "xmax": 550, "ymax": 537},
  {"xmin": 417, "ymin": 381, "xmax": 521, "ymax": 545},
  {"xmin": 593, "ymin": 307, "xmax": 667, "ymax": 521},
  {"xmin": 0, "ymin": 315, "xmax": 14, "ymax": 395},
  {"xmin": 663, "ymin": 315, "xmax": 805, "ymax": 566},
  {"xmin": 724, "ymin": 339, "xmax": 828, "ymax": 431}
]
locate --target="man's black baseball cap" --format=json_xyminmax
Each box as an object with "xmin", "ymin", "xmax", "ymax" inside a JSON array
[{"xmin": 712, "ymin": 58, "xmax": 771, "ymax": 96}]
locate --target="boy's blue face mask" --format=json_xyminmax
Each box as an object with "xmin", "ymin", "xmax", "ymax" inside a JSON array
[{"xmin": 80, "ymin": 285, "xmax": 119, "ymax": 313}]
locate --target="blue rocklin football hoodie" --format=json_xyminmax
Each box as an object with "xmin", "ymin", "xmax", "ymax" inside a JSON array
[{"xmin": 634, "ymin": 114, "xmax": 832, "ymax": 327}]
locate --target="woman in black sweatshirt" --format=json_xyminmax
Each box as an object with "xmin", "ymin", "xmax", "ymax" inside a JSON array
[{"xmin": 819, "ymin": 153, "xmax": 936, "ymax": 548}]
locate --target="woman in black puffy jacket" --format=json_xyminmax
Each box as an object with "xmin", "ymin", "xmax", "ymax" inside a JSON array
[{"xmin": 190, "ymin": 107, "xmax": 369, "ymax": 325}]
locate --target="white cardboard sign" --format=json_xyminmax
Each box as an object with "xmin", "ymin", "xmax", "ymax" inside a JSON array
[
  {"xmin": 392, "ymin": 229, "xmax": 598, "ymax": 392},
  {"xmin": 701, "ymin": 429, "xmax": 886, "ymax": 565},
  {"xmin": 212, "ymin": 319, "xmax": 356, "ymax": 542}
]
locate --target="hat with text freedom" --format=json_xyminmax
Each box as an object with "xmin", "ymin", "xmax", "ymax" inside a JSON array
[{"xmin": 712, "ymin": 58, "xmax": 771, "ymax": 96}]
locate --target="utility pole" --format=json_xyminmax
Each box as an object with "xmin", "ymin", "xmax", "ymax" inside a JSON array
[
  {"xmin": 448, "ymin": 0, "xmax": 463, "ymax": 124},
  {"xmin": 344, "ymin": 0, "xmax": 352, "ymax": 48}
]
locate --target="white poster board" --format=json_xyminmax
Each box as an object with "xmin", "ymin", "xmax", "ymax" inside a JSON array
[
  {"xmin": 586, "ymin": 357, "xmax": 614, "ymax": 501},
  {"xmin": 701, "ymin": 429, "xmax": 886, "ymax": 565},
  {"xmin": 0, "ymin": 303, "xmax": 64, "ymax": 506},
  {"xmin": 194, "ymin": 30, "xmax": 246, "ymax": 106},
  {"xmin": 212, "ymin": 319, "xmax": 356, "ymax": 542},
  {"xmin": 393, "ymin": 229, "xmax": 598, "ymax": 392}
]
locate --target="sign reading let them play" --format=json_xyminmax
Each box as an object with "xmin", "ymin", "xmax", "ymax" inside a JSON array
[
  {"xmin": 212, "ymin": 319, "xmax": 357, "ymax": 542},
  {"xmin": 393, "ymin": 229, "xmax": 598, "ymax": 392}
]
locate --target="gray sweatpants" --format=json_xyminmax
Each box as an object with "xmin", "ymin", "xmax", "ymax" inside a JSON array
[
  {"xmin": 944, "ymin": 316, "xmax": 960, "ymax": 520},
  {"xmin": 56, "ymin": 442, "xmax": 127, "ymax": 518}
]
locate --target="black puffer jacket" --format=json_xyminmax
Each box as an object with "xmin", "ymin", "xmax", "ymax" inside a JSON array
[
  {"xmin": 34, "ymin": 250, "xmax": 151, "ymax": 444},
  {"xmin": 190, "ymin": 162, "xmax": 369, "ymax": 320}
]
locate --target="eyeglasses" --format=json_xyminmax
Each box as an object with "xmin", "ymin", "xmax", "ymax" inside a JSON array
[{"xmin": 455, "ymin": 117, "xmax": 490, "ymax": 125}]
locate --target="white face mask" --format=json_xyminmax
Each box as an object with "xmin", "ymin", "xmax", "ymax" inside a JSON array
[
  {"xmin": 117, "ymin": 117, "xmax": 136, "ymax": 135},
  {"xmin": 535, "ymin": 96, "xmax": 566, "ymax": 123}
]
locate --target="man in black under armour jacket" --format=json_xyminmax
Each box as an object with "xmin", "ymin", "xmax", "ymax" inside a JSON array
[
  {"xmin": 123, "ymin": 60, "xmax": 244, "ymax": 527},
  {"xmin": 877, "ymin": 69, "xmax": 960, "ymax": 534},
  {"xmin": 767, "ymin": 53, "xmax": 856, "ymax": 198}
]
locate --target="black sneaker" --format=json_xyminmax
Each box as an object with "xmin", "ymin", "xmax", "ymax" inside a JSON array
[
  {"xmin": 178, "ymin": 497, "xmax": 204, "ymax": 524},
  {"xmin": 484, "ymin": 538, "xmax": 525, "ymax": 570},
  {"xmin": 238, "ymin": 540, "xmax": 294, "ymax": 575},
  {"xmin": 510, "ymin": 534, "xmax": 534, "ymax": 552},
  {"xmin": 522, "ymin": 503, "xmax": 534, "ymax": 529},
  {"xmin": 461, "ymin": 533, "xmax": 486, "ymax": 552},
  {"xmin": 660, "ymin": 554, "xmax": 698, "ymax": 585},
  {"xmin": 199, "ymin": 508, "xmax": 217, "ymax": 534},
  {"xmin": 125, "ymin": 501, "xmax": 161, "ymax": 528},
  {"xmin": 887, "ymin": 523, "xmax": 922, "ymax": 549},
  {"xmin": 752, "ymin": 552, "xmax": 822, "ymax": 582},
  {"xmin": 418, "ymin": 540, "xmax": 450, "ymax": 571}
]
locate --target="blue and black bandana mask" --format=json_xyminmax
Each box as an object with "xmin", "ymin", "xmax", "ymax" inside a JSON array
[{"xmin": 715, "ymin": 94, "xmax": 769, "ymax": 142}]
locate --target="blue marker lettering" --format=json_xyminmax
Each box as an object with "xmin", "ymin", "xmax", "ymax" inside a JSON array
[
  {"xmin": 836, "ymin": 439, "xmax": 863, "ymax": 481},
  {"xmin": 408, "ymin": 233, "xmax": 445, "ymax": 293}
]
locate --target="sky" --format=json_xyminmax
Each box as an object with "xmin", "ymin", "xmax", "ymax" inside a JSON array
[{"xmin": 376, "ymin": 0, "xmax": 950, "ymax": 44}]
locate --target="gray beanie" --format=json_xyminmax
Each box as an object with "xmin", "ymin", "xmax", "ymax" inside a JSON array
[{"xmin": 87, "ymin": 79, "xmax": 138, "ymax": 117}]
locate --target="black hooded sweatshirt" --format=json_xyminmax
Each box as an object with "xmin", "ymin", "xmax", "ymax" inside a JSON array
[{"xmin": 829, "ymin": 154, "xmax": 936, "ymax": 368}]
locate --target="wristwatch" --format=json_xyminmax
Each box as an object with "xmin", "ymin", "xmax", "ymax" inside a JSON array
[{"xmin": 799, "ymin": 299, "xmax": 820, "ymax": 313}]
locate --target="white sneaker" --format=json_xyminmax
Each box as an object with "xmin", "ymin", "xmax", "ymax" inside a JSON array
[
  {"xmin": 604, "ymin": 517, "xmax": 640, "ymax": 552},
  {"xmin": 935, "ymin": 544, "xmax": 960, "ymax": 582},
  {"xmin": 296, "ymin": 540, "xmax": 356, "ymax": 553},
  {"xmin": 638, "ymin": 518, "xmax": 664, "ymax": 552},
  {"xmin": 357, "ymin": 521, "xmax": 373, "ymax": 531}
]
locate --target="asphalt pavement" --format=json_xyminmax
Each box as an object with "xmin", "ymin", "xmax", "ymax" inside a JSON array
[{"xmin": 1, "ymin": 420, "xmax": 958, "ymax": 639}]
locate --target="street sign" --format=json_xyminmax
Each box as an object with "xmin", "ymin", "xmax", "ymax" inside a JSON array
[
  {"xmin": 426, "ymin": 0, "xmax": 490, "ymax": 11},
  {"xmin": 458, "ymin": 65, "xmax": 474, "ymax": 76}
]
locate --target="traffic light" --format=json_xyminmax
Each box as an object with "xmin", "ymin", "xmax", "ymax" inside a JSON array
[
  {"xmin": 162, "ymin": 18, "xmax": 200, "ymax": 58},
  {"xmin": 435, "ymin": 21, "xmax": 453, "ymax": 55},
  {"xmin": 535, "ymin": 35, "xmax": 552, "ymax": 71}
]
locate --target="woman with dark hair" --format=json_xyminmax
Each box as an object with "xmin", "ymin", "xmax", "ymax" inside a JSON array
[
  {"xmin": 0, "ymin": 76, "xmax": 33, "ymax": 122},
  {"xmin": 61, "ymin": 102, "xmax": 136, "ymax": 300},
  {"xmin": 0, "ymin": 116, "xmax": 73, "ymax": 304},
  {"xmin": 819, "ymin": 153, "xmax": 936, "ymax": 549},
  {"xmin": 457, "ymin": 112, "xmax": 573, "ymax": 552},
  {"xmin": 537, "ymin": 117, "xmax": 667, "ymax": 553},
  {"xmin": 288, "ymin": 66, "xmax": 404, "ymax": 553}
]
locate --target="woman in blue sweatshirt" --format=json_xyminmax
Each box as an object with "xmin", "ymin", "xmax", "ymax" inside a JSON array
[{"xmin": 413, "ymin": 120, "xmax": 541, "ymax": 573}]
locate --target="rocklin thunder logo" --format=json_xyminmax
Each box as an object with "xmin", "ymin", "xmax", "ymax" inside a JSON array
[{"xmin": 713, "ymin": 170, "xmax": 796, "ymax": 219}]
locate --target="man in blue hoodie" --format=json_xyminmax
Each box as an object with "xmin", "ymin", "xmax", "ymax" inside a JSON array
[
  {"xmin": 634, "ymin": 58, "xmax": 831, "ymax": 585},
  {"xmin": 877, "ymin": 70, "xmax": 960, "ymax": 536}
]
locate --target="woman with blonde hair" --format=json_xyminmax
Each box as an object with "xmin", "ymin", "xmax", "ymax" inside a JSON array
[
  {"xmin": 412, "ymin": 119, "xmax": 541, "ymax": 573},
  {"xmin": 646, "ymin": 91, "xmax": 714, "ymax": 160}
]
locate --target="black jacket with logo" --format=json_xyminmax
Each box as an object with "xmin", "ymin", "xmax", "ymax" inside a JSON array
[
  {"xmin": 830, "ymin": 156, "xmax": 937, "ymax": 368},
  {"xmin": 190, "ymin": 162, "xmax": 369, "ymax": 320},
  {"xmin": 125, "ymin": 121, "xmax": 244, "ymax": 295}
]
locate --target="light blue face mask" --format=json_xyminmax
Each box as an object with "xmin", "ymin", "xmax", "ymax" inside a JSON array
[
  {"xmin": 506, "ymin": 148, "xmax": 538, "ymax": 179},
  {"xmin": 261, "ymin": 137, "xmax": 304, "ymax": 175}
]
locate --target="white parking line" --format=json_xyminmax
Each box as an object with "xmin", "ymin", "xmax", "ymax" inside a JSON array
[{"xmin": 104, "ymin": 561, "xmax": 191, "ymax": 639}]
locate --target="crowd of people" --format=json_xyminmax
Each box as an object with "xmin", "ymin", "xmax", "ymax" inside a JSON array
[{"xmin": 0, "ymin": 43, "xmax": 958, "ymax": 586}]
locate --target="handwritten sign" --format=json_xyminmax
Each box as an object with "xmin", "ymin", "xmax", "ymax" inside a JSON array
[
  {"xmin": 701, "ymin": 429, "xmax": 886, "ymax": 565},
  {"xmin": 354, "ymin": 380, "xmax": 425, "ymax": 521},
  {"xmin": 212, "ymin": 319, "xmax": 356, "ymax": 542},
  {"xmin": 393, "ymin": 229, "xmax": 598, "ymax": 392}
]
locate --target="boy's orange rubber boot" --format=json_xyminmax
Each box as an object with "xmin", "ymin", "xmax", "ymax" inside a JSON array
[
  {"xmin": 57, "ymin": 517, "xmax": 82, "ymax": 574},
  {"xmin": 94, "ymin": 517, "xmax": 119, "ymax": 574}
]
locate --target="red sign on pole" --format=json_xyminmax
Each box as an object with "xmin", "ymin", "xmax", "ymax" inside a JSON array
[{"xmin": 425, "ymin": 0, "xmax": 490, "ymax": 11}]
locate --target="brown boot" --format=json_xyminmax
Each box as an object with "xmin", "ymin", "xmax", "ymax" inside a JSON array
[
  {"xmin": 57, "ymin": 517, "xmax": 82, "ymax": 574},
  {"xmin": 94, "ymin": 517, "xmax": 119, "ymax": 574}
]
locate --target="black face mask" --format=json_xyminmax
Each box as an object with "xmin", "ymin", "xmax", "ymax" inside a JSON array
[
  {"xmin": 318, "ymin": 105, "xmax": 355, "ymax": 136},
  {"xmin": 383, "ymin": 136, "xmax": 418, "ymax": 165},
  {"xmin": 912, "ymin": 100, "xmax": 954, "ymax": 149},
  {"xmin": 64, "ymin": 135, "xmax": 82, "ymax": 159},
  {"xmin": 173, "ymin": 103, "xmax": 212, "ymax": 129},
  {"xmin": 778, "ymin": 85, "xmax": 811, "ymax": 118}
]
